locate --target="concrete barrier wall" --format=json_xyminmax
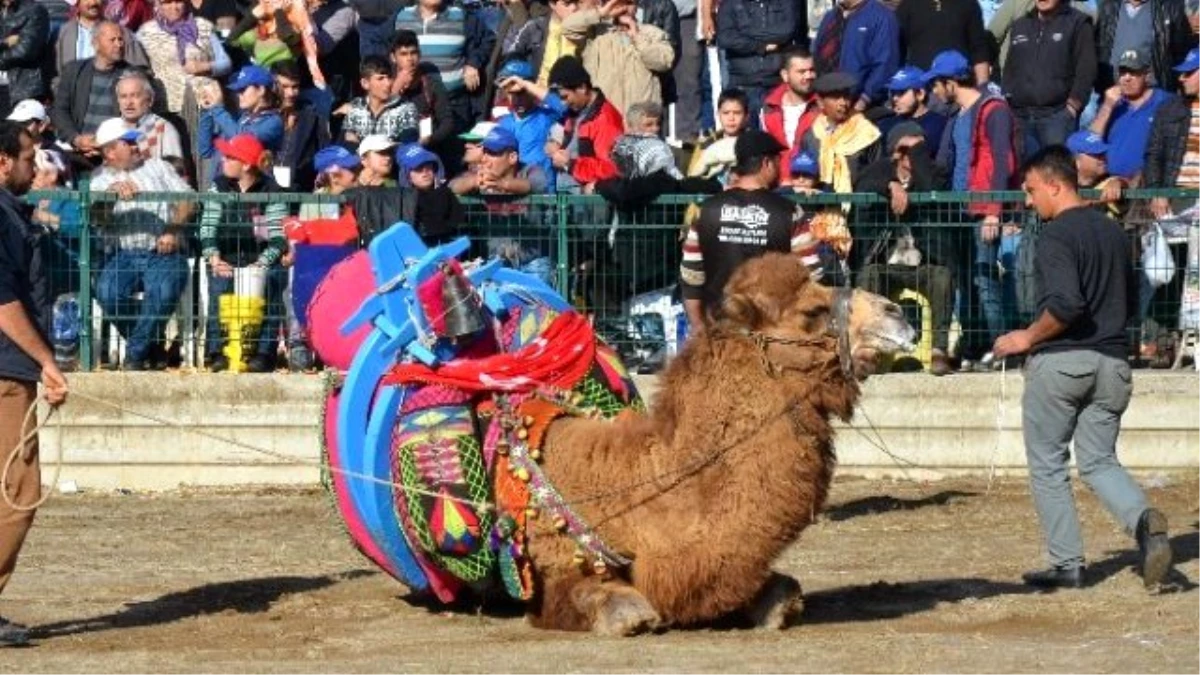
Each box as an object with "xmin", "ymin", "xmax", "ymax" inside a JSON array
[{"xmin": 33, "ymin": 371, "xmax": 1199, "ymax": 490}]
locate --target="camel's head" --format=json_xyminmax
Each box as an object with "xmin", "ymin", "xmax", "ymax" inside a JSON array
[{"xmin": 719, "ymin": 253, "xmax": 916, "ymax": 380}]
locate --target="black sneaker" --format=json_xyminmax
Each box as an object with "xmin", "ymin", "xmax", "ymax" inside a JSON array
[
  {"xmin": 287, "ymin": 344, "xmax": 315, "ymax": 373},
  {"xmin": 1022, "ymin": 565, "xmax": 1085, "ymax": 589},
  {"xmin": 122, "ymin": 359, "xmax": 149, "ymax": 372},
  {"xmin": 1136, "ymin": 508, "xmax": 1172, "ymax": 589},
  {"xmin": 205, "ymin": 354, "xmax": 230, "ymax": 373},
  {"xmin": 246, "ymin": 354, "xmax": 275, "ymax": 374},
  {"xmin": 0, "ymin": 616, "xmax": 30, "ymax": 646}
]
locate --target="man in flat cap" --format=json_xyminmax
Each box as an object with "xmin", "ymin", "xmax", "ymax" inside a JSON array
[{"xmin": 798, "ymin": 71, "xmax": 882, "ymax": 263}]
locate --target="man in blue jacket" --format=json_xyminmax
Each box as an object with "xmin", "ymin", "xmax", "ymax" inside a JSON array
[
  {"xmin": 812, "ymin": 0, "xmax": 901, "ymax": 112},
  {"xmin": 493, "ymin": 59, "xmax": 569, "ymax": 191}
]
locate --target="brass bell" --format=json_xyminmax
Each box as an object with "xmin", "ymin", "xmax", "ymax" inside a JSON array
[
  {"xmin": 525, "ymin": 507, "xmax": 539, "ymax": 519},
  {"xmin": 523, "ymin": 415, "xmax": 534, "ymax": 427},
  {"xmin": 592, "ymin": 560, "xmax": 608, "ymax": 576},
  {"xmin": 516, "ymin": 428, "xmax": 529, "ymax": 440},
  {"xmin": 572, "ymin": 549, "xmax": 586, "ymax": 565},
  {"xmin": 496, "ymin": 440, "xmax": 510, "ymax": 456},
  {"xmin": 553, "ymin": 516, "xmax": 568, "ymax": 532},
  {"xmin": 514, "ymin": 467, "xmax": 531, "ymax": 483},
  {"xmin": 529, "ymin": 448, "xmax": 542, "ymax": 461}
]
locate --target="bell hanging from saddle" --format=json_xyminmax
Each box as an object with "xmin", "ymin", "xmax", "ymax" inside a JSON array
[{"xmin": 439, "ymin": 263, "xmax": 486, "ymax": 338}]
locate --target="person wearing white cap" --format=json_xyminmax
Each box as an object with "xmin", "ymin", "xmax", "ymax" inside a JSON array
[
  {"xmin": 356, "ymin": 134, "xmax": 398, "ymax": 187},
  {"xmin": 88, "ymin": 117, "xmax": 195, "ymax": 370},
  {"xmin": 5, "ymin": 99, "xmax": 50, "ymax": 147}
]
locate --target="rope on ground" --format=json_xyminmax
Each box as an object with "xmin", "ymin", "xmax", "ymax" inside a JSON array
[{"xmin": 4, "ymin": 390, "xmax": 497, "ymax": 514}]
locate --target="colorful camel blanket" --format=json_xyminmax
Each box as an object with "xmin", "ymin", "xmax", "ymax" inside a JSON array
[{"xmin": 314, "ymin": 224, "xmax": 642, "ymax": 603}]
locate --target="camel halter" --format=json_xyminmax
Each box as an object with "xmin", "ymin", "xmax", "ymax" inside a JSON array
[{"xmin": 747, "ymin": 287, "xmax": 855, "ymax": 381}]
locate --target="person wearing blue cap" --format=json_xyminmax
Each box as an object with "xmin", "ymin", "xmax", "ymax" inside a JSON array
[
  {"xmin": 1001, "ymin": 0, "xmax": 1096, "ymax": 160},
  {"xmin": 788, "ymin": 151, "xmax": 822, "ymax": 193},
  {"xmin": 926, "ymin": 48, "xmax": 1018, "ymax": 369},
  {"xmin": 875, "ymin": 65, "xmax": 947, "ymax": 159},
  {"xmin": 449, "ymin": 125, "xmax": 553, "ymax": 283},
  {"xmin": 197, "ymin": 64, "xmax": 284, "ymax": 184},
  {"xmin": 491, "ymin": 62, "xmax": 570, "ymax": 190},
  {"xmin": 393, "ymin": 143, "xmax": 464, "ymax": 247},
  {"xmin": 1065, "ymin": 130, "xmax": 1129, "ymax": 220},
  {"xmin": 1087, "ymin": 49, "xmax": 1173, "ymax": 182},
  {"xmin": 1145, "ymin": 47, "xmax": 1200, "ymax": 220},
  {"xmin": 299, "ymin": 146, "xmax": 362, "ymax": 221}
]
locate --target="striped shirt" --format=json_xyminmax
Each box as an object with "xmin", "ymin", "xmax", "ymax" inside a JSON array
[
  {"xmin": 88, "ymin": 158, "xmax": 192, "ymax": 252},
  {"xmin": 395, "ymin": 5, "xmax": 467, "ymax": 93},
  {"xmin": 1176, "ymin": 100, "xmax": 1200, "ymax": 189},
  {"xmin": 680, "ymin": 188, "xmax": 822, "ymax": 313},
  {"xmin": 199, "ymin": 175, "xmax": 289, "ymax": 267}
]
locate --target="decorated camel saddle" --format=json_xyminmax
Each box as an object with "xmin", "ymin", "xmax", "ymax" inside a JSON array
[{"xmin": 314, "ymin": 223, "xmax": 917, "ymax": 634}]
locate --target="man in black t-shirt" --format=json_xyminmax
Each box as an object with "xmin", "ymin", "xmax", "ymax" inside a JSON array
[
  {"xmin": 0, "ymin": 122, "xmax": 67, "ymax": 646},
  {"xmin": 680, "ymin": 129, "xmax": 825, "ymax": 333},
  {"xmin": 993, "ymin": 146, "xmax": 1172, "ymax": 592}
]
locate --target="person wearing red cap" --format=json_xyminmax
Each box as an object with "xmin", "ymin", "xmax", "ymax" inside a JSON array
[{"xmin": 199, "ymin": 133, "xmax": 289, "ymax": 373}]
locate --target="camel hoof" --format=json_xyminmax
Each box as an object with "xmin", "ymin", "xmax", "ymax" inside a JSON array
[
  {"xmin": 746, "ymin": 573, "xmax": 804, "ymax": 630},
  {"xmin": 592, "ymin": 592, "xmax": 662, "ymax": 637}
]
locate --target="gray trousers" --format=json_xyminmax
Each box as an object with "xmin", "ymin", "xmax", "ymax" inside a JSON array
[{"xmin": 1023, "ymin": 350, "xmax": 1148, "ymax": 568}]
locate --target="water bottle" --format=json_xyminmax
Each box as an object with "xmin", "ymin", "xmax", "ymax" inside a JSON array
[
  {"xmin": 51, "ymin": 293, "xmax": 80, "ymax": 372},
  {"xmin": 673, "ymin": 307, "xmax": 688, "ymax": 355}
]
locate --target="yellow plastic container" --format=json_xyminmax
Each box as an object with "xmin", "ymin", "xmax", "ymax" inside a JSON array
[{"xmin": 218, "ymin": 294, "xmax": 265, "ymax": 373}]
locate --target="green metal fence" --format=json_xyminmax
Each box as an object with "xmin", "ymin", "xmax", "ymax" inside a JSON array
[{"xmin": 35, "ymin": 187, "xmax": 1199, "ymax": 374}]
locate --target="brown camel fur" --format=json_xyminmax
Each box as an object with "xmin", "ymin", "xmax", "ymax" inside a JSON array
[{"xmin": 523, "ymin": 253, "xmax": 915, "ymax": 634}]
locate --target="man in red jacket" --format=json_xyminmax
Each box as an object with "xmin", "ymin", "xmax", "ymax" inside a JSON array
[
  {"xmin": 760, "ymin": 48, "xmax": 819, "ymax": 185},
  {"xmin": 545, "ymin": 56, "xmax": 623, "ymax": 193}
]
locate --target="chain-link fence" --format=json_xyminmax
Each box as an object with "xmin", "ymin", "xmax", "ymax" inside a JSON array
[{"xmin": 36, "ymin": 188, "xmax": 1198, "ymax": 374}]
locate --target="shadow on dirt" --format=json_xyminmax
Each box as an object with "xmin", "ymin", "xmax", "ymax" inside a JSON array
[
  {"xmin": 824, "ymin": 490, "xmax": 978, "ymax": 522},
  {"xmin": 30, "ymin": 569, "xmax": 377, "ymax": 639},
  {"xmin": 800, "ymin": 577, "xmax": 1040, "ymax": 624},
  {"xmin": 1089, "ymin": 531, "xmax": 1200, "ymax": 593}
]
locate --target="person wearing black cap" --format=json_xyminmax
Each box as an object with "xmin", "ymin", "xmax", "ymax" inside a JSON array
[
  {"xmin": 544, "ymin": 55, "xmax": 623, "ymax": 193},
  {"xmin": 1088, "ymin": 49, "xmax": 1173, "ymax": 181},
  {"xmin": 680, "ymin": 128, "xmax": 826, "ymax": 332},
  {"xmin": 855, "ymin": 120, "xmax": 957, "ymax": 375},
  {"xmin": 799, "ymin": 72, "xmax": 882, "ymax": 196}
]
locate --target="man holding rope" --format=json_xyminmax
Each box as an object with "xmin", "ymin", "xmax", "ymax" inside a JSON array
[
  {"xmin": 0, "ymin": 120, "xmax": 69, "ymax": 646},
  {"xmin": 993, "ymin": 145, "xmax": 1171, "ymax": 591}
]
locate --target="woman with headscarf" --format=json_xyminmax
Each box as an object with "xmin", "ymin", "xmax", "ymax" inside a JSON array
[
  {"xmin": 136, "ymin": 0, "xmax": 233, "ymax": 114},
  {"xmin": 105, "ymin": 0, "xmax": 155, "ymax": 31}
]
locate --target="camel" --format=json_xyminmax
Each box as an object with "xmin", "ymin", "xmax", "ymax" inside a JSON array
[{"xmin": 521, "ymin": 253, "xmax": 916, "ymax": 634}]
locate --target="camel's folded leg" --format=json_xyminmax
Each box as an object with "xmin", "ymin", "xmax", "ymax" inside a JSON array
[
  {"xmin": 529, "ymin": 574, "xmax": 662, "ymax": 636},
  {"xmin": 743, "ymin": 572, "xmax": 804, "ymax": 630}
]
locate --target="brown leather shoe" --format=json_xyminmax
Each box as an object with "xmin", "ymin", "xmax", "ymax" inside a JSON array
[{"xmin": 929, "ymin": 349, "xmax": 952, "ymax": 377}]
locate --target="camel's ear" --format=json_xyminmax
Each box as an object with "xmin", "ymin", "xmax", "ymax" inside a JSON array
[{"xmin": 721, "ymin": 287, "xmax": 782, "ymax": 329}]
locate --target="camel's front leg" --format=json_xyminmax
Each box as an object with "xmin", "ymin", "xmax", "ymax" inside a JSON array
[
  {"xmin": 529, "ymin": 573, "xmax": 662, "ymax": 635},
  {"xmin": 742, "ymin": 572, "xmax": 804, "ymax": 629}
]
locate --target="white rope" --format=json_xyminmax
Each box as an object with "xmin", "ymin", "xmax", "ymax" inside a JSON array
[
  {"xmin": 4, "ymin": 391, "xmax": 496, "ymax": 513},
  {"xmin": 2, "ymin": 400, "xmax": 63, "ymax": 512}
]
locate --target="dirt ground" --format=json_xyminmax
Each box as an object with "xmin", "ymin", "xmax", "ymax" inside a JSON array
[{"xmin": 2, "ymin": 476, "xmax": 1197, "ymax": 673}]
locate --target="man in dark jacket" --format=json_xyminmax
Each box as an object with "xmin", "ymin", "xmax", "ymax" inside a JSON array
[
  {"xmin": 0, "ymin": 0, "xmax": 49, "ymax": 117},
  {"xmin": 716, "ymin": 0, "xmax": 801, "ymax": 121},
  {"xmin": 1094, "ymin": 0, "xmax": 1192, "ymax": 94},
  {"xmin": 390, "ymin": 30, "xmax": 459, "ymax": 172},
  {"xmin": 273, "ymin": 61, "xmax": 331, "ymax": 192},
  {"xmin": 545, "ymin": 56, "xmax": 622, "ymax": 192},
  {"xmin": 896, "ymin": 0, "xmax": 991, "ymax": 83},
  {"xmin": 50, "ymin": 21, "xmax": 138, "ymax": 158},
  {"xmin": 1001, "ymin": 0, "xmax": 1097, "ymax": 160},
  {"xmin": 1145, "ymin": 47, "xmax": 1199, "ymax": 218}
]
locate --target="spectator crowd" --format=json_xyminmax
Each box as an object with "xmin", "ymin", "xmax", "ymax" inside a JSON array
[{"xmin": 5, "ymin": 0, "xmax": 1198, "ymax": 372}]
